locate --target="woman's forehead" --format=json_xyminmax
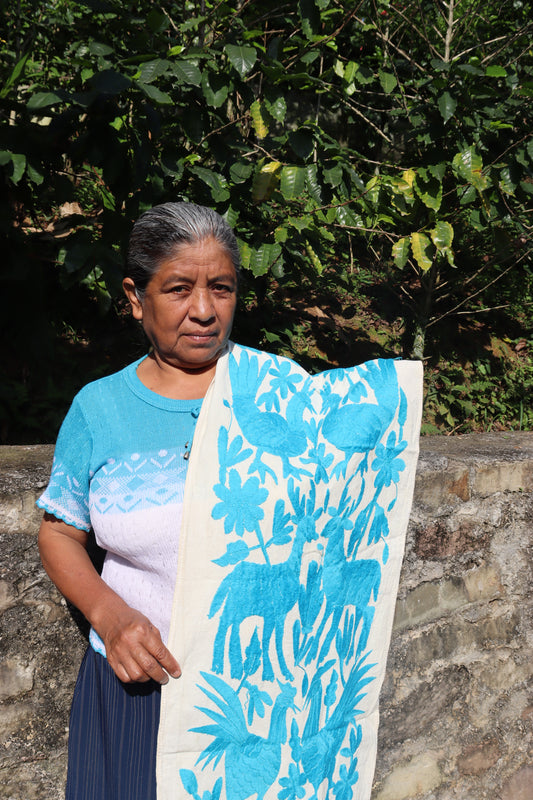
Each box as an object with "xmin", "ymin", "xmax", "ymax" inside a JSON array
[{"xmin": 155, "ymin": 238, "xmax": 237, "ymax": 279}]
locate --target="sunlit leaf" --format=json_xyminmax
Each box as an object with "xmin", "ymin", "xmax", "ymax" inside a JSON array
[
  {"xmin": 281, "ymin": 166, "xmax": 306, "ymax": 200},
  {"xmin": 252, "ymin": 161, "xmax": 281, "ymax": 203},
  {"xmin": 305, "ymin": 241, "xmax": 324, "ymax": 275},
  {"xmin": 250, "ymin": 100, "xmax": 269, "ymax": 139},
  {"xmin": 414, "ymin": 169, "xmax": 443, "ymax": 211},
  {"xmin": 486, "ymin": 65, "xmax": 507, "ymax": 77},
  {"xmin": 430, "ymin": 221, "xmax": 454, "ymax": 251},
  {"xmin": 379, "ymin": 70, "xmax": 397, "ymax": 94},
  {"xmin": 248, "ymin": 243, "xmax": 283, "ymax": 276},
  {"xmin": 27, "ymin": 91, "xmax": 63, "ymax": 110},
  {"xmin": 392, "ymin": 237, "xmax": 410, "ymax": 268},
  {"xmin": 411, "ymin": 232, "xmax": 433, "ymax": 271}
]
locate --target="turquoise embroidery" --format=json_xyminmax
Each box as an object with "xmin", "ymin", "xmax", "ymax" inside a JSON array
[{"xmin": 182, "ymin": 348, "xmax": 415, "ymax": 800}]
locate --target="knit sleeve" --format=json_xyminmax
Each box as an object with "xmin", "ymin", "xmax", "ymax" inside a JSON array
[{"xmin": 37, "ymin": 397, "xmax": 93, "ymax": 531}]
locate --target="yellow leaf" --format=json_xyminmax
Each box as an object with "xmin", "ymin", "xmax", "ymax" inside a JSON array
[
  {"xmin": 250, "ymin": 100, "xmax": 269, "ymax": 139},
  {"xmin": 411, "ymin": 232, "xmax": 433, "ymax": 271}
]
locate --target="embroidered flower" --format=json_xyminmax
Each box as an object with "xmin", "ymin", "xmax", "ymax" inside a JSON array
[
  {"xmin": 278, "ymin": 763, "xmax": 306, "ymax": 800},
  {"xmin": 371, "ymin": 431, "xmax": 407, "ymax": 489},
  {"xmin": 212, "ymin": 469, "xmax": 268, "ymax": 536}
]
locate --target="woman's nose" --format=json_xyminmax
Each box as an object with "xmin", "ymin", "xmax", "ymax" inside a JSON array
[{"xmin": 189, "ymin": 288, "xmax": 215, "ymax": 320}]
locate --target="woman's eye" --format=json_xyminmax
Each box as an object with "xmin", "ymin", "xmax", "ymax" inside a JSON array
[{"xmin": 171, "ymin": 285, "xmax": 188, "ymax": 294}]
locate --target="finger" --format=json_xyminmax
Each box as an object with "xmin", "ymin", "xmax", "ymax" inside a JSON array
[{"xmin": 147, "ymin": 639, "xmax": 181, "ymax": 679}]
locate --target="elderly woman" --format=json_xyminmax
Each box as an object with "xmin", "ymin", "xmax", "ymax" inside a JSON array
[{"xmin": 38, "ymin": 202, "xmax": 422, "ymax": 800}]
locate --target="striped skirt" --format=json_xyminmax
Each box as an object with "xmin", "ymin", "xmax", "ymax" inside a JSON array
[{"xmin": 66, "ymin": 647, "xmax": 161, "ymax": 800}]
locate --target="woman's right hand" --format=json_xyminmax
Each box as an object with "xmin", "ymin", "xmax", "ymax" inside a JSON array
[
  {"xmin": 95, "ymin": 601, "xmax": 181, "ymax": 684},
  {"xmin": 38, "ymin": 513, "xmax": 181, "ymax": 684}
]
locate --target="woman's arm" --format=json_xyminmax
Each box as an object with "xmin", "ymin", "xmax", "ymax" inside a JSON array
[{"xmin": 38, "ymin": 513, "xmax": 181, "ymax": 684}]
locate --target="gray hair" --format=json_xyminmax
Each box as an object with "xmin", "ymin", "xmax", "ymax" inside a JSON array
[{"xmin": 125, "ymin": 202, "xmax": 241, "ymax": 297}]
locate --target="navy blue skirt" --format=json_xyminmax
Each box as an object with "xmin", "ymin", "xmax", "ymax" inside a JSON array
[{"xmin": 66, "ymin": 647, "xmax": 161, "ymax": 800}]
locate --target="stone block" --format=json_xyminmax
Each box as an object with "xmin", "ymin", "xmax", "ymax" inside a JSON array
[
  {"xmin": 474, "ymin": 462, "xmax": 533, "ymax": 496},
  {"xmin": 404, "ymin": 612, "xmax": 519, "ymax": 664},
  {"xmin": 0, "ymin": 580, "xmax": 17, "ymax": 614},
  {"xmin": 414, "ymin": 519, "xmax": 490, "ymax": 559},
  {"xmin": 499, "ymin": 765, "xmax": 533, "ymax": 800},
  {"xmin": 463, "ymin": 566, "xmax": 503, "ymax": 603},
  {"xmin": 379, "ymin": 666, "xmax": 470, "ymax": 747},
  {"xmin": 0, "ymin": 658, "xmax": 35, "ymax": 702},
  {"xmin": 413, "ymin": 466, "xmax": 471, "ymax": 511},
  {"xmin": 373, "ymin": 751, "xmax": 442, "ymax": 800},
  {"xmin": 457, "ymin": 737, "xmax": 500, "ymax": 775}
]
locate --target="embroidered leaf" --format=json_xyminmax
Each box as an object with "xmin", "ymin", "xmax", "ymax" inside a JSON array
[
  {"xmin": 243, "ymin": 629, "xmax": 262, "ymax": 677},
  {"xmin": 180, "ymin": 769, "xmax": 199, "ymax": 799},
  {"xmin": 212, "ymin": 539, "xmax": 250, "ymax": 566}
]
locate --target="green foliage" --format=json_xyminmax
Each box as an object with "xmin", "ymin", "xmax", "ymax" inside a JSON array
[{"xmin": 0, "ymin": 0, "xmax": 532, "ymax": 441}]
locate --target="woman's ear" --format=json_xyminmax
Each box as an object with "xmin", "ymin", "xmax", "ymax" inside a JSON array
[{"xmin": 122, "ymin": 278, "xmax": 143, "ymax": 321}]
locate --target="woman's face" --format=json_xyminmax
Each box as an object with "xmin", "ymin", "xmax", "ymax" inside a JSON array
[{"xmin": 123, "ymin": 237, "xmax": 237, "ymax": 372}]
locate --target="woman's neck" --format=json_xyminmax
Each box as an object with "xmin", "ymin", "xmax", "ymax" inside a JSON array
[{"xmin": 136, "ymin": 354, "xmax": 215, "ymax": 399}]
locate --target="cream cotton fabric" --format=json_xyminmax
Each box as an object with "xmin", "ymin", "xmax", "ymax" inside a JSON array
[{"xmin": 156, "ymin": 343, "xmax": 423, "ymax": 800}]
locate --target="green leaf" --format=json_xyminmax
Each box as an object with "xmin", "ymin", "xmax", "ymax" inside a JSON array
[
  {"xmin": 244, "ymin": 243, "xmax": 283, "ymax": 276},
  {"xmin": 191, "ymin": 166, "xmax": 230, "ymax": 202},
  {"xmin": 225, "ymin": 45, "xmax": 257, "ymax": 78},
  {"xmin": 1, "ymin": 52, "xmax": 30, "ymax": 98},
  {"xmin": 430, "ymin": 221, "xmax": 454, "ymax": 251},
  {"xmin": 378, "ymin": 70, "xmax": 397, "ymax": 94},
  {"xmin": 486, "ymin": 65, "xmax": 507, "ymax": 78},
  {"xmin": 146, "ymin": 9, "xmax": 168, "ymax": 33},
  {"xmin": 392, "ymin": 237, "xmax": 410, "ymax": 268},
  {"xmin": 414, "ymin": 170, "xmax": 443, "ymax": 211},
  {"xmin": 264, "ymin": 93, "xmax": 286, "ymax": 122},
  {"xmin": 280, "ymin": 166, "xmax": 306, "ymax": 200},
  {"xmin": 299, "ymin": 0, "xmax": 320, "ymax": 40},
  {"xmin": 453, "ymin": 146, "xmax": 488, "ymax": 192},
  {"xmin": 305, "ymin": 165, "xmax": 322, "ymax": 203},
  {"xmin": 137, "ymin": 82, "xmax": 173, "ymax": 105},
  {"xmin": 201, "ymin": 71, "xmax": 229, "ymax": 108},
  {"xmin": 88, "ymin": 42, "xmax": 113, "ymax": 56},
  {"xmin": 230, "ymin": 162, "xmax": 253, "ymax": 184},
  {"xmin": 411, "ymin": 232, "xmax": 433, "ymax": 271},
  {"xmin": 27, "ymin": 91, "xmax": 63, "ymax": 110},
  {"xmin": 289, "ymin": 129, "xmax": 314, "ymax": 160},
  {"xmin": 323, "ymin": 164, "xmax": 343, "ymax": 187},
  {"xmin": 91, "ymin": 70, "xmax": 131, "ymax": 94},
  {"xmin": 305, "ymin": 241, "xmax": 324, "ymax": 275},
  {"xmin": 438, "ymin": 92, "xmax": 457, "ymax": 124},
  {"xmin": 499, "ymin": 167, "xmax": 517, "ymax": 195},
  {"xmin": 10, "ymin": 153, "xmax": 26, "ymax": 184},
  {"xmin": 26, "ymin": 162, "xmax": 44, "ymax": 185},
  {"xmin": 170, "ymin": 61, "xmax": 202, "ymax": 86},
  {"xmin": 137, "ymin": 59, "xmax": 170, "ymax": 84}
]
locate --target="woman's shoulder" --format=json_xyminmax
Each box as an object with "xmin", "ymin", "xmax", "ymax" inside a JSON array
[{"xmin": 72, "ymin": 357, "xmax": 145, "ymax": 406}]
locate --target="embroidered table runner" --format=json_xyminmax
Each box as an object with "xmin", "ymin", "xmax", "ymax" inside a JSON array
[{"xmin": 157, "ymin": 344, "xmax": 423, "ymax": 800}]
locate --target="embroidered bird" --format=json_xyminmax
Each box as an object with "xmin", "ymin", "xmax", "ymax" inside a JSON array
[
  {"xmin": 193, "ymin": 673, "xmax": 297, "ymax": 800},
  {"xmin": 229, "ymin": 350, "xmax": 313, "ymax": 481},
  {"xmin": 299, "ymin": 655, "xmax": 375, "ymax": 794}
]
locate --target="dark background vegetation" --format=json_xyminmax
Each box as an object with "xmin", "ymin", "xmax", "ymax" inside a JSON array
[{"xmin": 1, "ymin": 0, "xmax": 532, "ymax": 443}]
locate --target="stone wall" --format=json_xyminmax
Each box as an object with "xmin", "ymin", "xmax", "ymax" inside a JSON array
[{"xmin": 1, "ymin": 435, "xmax": 532, "ymax": 800}]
